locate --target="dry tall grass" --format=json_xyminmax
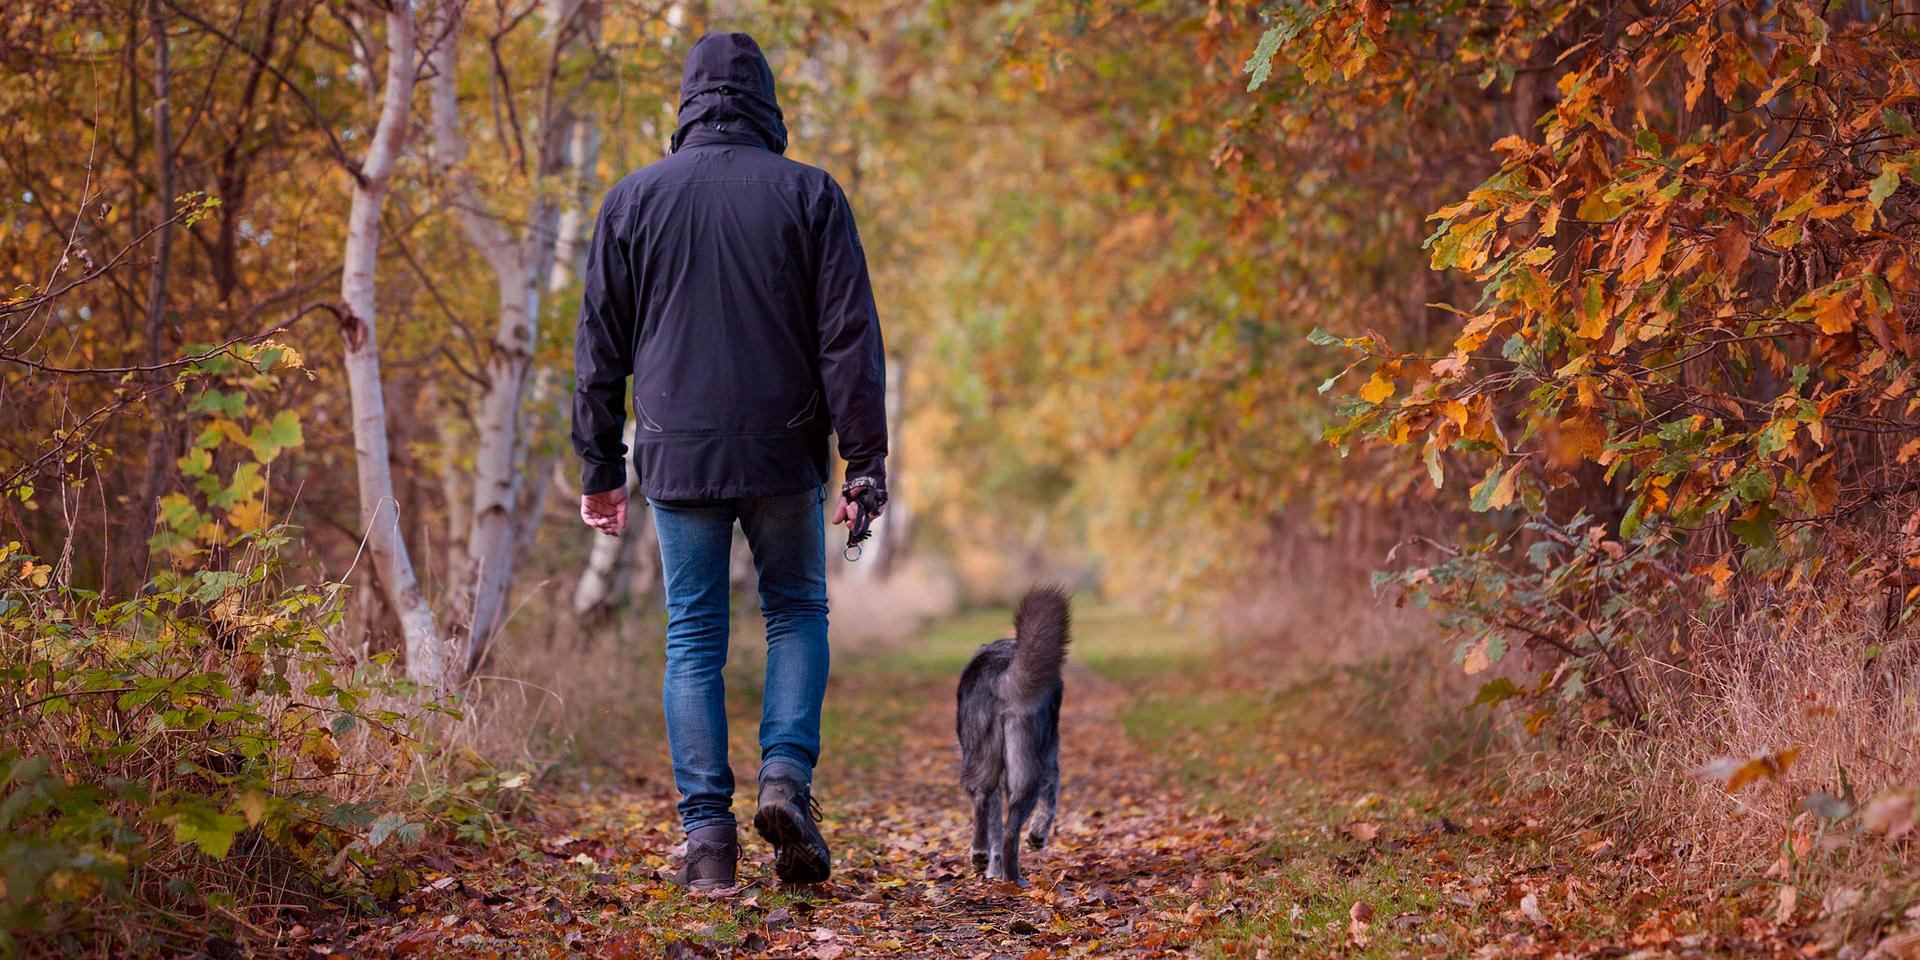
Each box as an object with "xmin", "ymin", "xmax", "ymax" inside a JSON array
[
  {"xmin": 1221, "ymin": 509, "xmax": 1920, "ymax": 934},
  {"xmin": 1497, "ymin": 516, "xmax": 1920, "ymax": 936}
]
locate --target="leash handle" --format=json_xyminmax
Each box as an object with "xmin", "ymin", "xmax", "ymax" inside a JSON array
[{"xmin": 841, "ymin": 478, "xmax": 886, "ymax": 562}]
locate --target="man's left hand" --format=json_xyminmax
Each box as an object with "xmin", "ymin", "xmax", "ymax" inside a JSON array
[{"xmin": 581, "ymin": 486, "xmax": 629, "ymax": 537}]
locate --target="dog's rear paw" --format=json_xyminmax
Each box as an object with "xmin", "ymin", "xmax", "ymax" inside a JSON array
[
  {"xmin": 1025, "ymin": 832, "xmax": 1047, "ymax": 851},
  {"xmin": 970, "ymin": 851, "xmax": 989, "ymax": 873}
]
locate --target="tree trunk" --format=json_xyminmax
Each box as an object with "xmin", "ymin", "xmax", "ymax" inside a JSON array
[
  {"xmin": 872, "ymin": 355, "xmax": 909, "ymax": 577},
  {"xmin": 339, "ymin": 1, "xmax": 442, "ymax": 685},
  {"xmin": 131, "ymin": 0, "xmax": 175, "ymax": 595},
  {"xmin": 430, "ymin": 0, "xmax": 594, "ymax": 678}
]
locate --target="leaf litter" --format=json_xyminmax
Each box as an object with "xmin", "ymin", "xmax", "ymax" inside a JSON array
[{"xmin": 277, "ymin": 628, "xmax": 1839, "ymax": 958}]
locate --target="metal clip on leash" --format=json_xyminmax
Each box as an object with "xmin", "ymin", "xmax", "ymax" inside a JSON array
[{"xmin": 842, "ymin": 478, "xmax": 887, "ymax": 562}]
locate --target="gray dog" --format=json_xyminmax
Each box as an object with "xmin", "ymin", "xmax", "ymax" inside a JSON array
[{"xmin": 955, "ymin": 586, "xmax": 1071, "ymax": 886}]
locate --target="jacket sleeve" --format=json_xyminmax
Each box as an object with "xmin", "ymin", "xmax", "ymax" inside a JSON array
[
  {"xmin": 571, "ymin": 190, "xmax": 638, "ymax": 496},
  {"xmin": 812, "ymin": 180, "xmax": 889, "ymax": 487}
]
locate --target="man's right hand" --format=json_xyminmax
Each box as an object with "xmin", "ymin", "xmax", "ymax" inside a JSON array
[
  {"xmin": 581, "ymin": 486, "xmax": 629, "ymax": 537},
  {"xmin": 831, "ymin": 492, "xmax": 886, "ymax": 527}
]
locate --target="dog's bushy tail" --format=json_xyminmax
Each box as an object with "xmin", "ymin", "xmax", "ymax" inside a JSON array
[{"xmin": 1009, "ymin": 585, "xmax": 1072, "ymax": 701}]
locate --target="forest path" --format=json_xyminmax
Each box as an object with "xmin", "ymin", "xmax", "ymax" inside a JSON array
[{"xmin": 324, "ymin": 606, "xmax": 1785, "ymax": 958}]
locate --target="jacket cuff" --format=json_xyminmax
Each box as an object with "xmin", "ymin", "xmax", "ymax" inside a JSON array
[
  {"xmin": 843, "ymin": 458, "xmax": 885, "ymax": 491},
  {"xmin": 582, "ymin": 461, "xmax": 628, "ymax": 497}
]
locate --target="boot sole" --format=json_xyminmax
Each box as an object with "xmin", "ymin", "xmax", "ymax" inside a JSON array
[{"xmin": 753, "ymin": 799, "xmax": 831, "ymax": 884}]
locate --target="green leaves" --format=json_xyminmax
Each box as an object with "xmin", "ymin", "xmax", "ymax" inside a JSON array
[
  {"xmin": 3, "ymin": 527, "xmax": 440, "ymax": 939},
  {"xmin": 1244, "ymin": 25, "xmax": 1288, "ymax": 91},
  {"xmin": 247, "ymin": 411, "xmax": 303, "ymax": 463},
  {"xmin": 1471, "ymin": 677, "xmax": 1524, "ymax": 709},
  {"xmin": 1242, "ymin": 2, "xmax": 1325, "ymax": 91},
  {"xmin": 1728, "ymin": 509, "xmax": 1777, "ymax": 550},
  {"xmin": 163, "ymin": 802, "xmax": 247, "ymax": 859},
  {"xmin": 367, "ymin": 812, "xmax": 424, "ymax": 850}
]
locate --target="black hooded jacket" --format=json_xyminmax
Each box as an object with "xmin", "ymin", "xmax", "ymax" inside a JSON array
[{"xmin": 571, "ymin": 32, "xmax": 888, "ymax": 500}]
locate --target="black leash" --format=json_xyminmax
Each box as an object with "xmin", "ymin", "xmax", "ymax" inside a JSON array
[{"xmin": 841, "ymin": 477, "xmax": 887, "ymax": 561}]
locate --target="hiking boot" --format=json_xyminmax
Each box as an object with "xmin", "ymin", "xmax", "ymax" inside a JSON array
[
  {"xmin": 753, "ymin": 771, "xmax": 831, "ymax": 884},
  {"xmin": 671, "ymin": 823, "xmax": 738, "ymax": 892}
]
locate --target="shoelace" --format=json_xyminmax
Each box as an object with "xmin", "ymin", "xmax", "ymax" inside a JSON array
[
  {"xmin": 787, "ymin": 783, "xmax": 825, "ymax": 821},
  {"xmin": 766, "ymin": 776, "xmax": 826, "ymax": 824}
]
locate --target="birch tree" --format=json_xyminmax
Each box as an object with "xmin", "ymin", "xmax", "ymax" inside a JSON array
[
  {"xmin": 338, "ymin": 0, "xmax": 441, "ymax": 683},
  {"xmin": 427, "ymin": 0, "xmax": 603, "ymax": 678}
]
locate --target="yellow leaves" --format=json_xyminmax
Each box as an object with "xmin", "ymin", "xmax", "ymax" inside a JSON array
[
  {"xmin": 238, "ymin": 789, "xmax": 269, "ymax": 827},
  {"xmin": 1453, "ymin": 311, "xmax": 1503, "ymax": 356},
  {"xmin": 1490, "ymin": 134, "xmax": 1532, "ymax": 156},
  {"xmin": 1690, "ymin": 557, "xmax": 1736, "ymax": 596},
  {"xmin": 258, "ymin": 338, "xmax": 307, "ymax": 372},
  {"xmin": 1545, "ymin": 412, "xmax": 1608, "ymax": 468},
  {"xmin": 227, "ymin": 496, "xmax": 270, "ymax": 535},
  {"xmin": 1576, "ymin": 276, "xmax": 1609, "ymax": 340},
  {"xmin": 1620, "ymin": 220, "xmax": 1670, "ymax": 286},
  {"xmin": 1469, "ymin": 461, "xmax": 1520, "ymax": 511},
  {"xmin": 304, "ymin": 730, "xmax": 343, "ymax": 776},
  {"xmin": 1807, "ymin": 202, "xmax": 1852, "ymax": 221},
  {"xmin": 1539, "ymin": 198, "xmax": 1562, "ymax": 239},
  {"xmin": 17, "ymin": 560, "xmax": 51, "ymax": 588},
  {"xmin": 1575, "ymin": 187, "xmax": 1625, "ymax": 223},
  {"xmin": 1755, "ymin": 70, "xmax": 1798, "ymax": 111},
  {"xmin": 1573, "ymin": 376, "xmax": 1604, "ymax": 410},
  {"xmin": 1462, "ymin": 634, "xmax": 1503, "ymax": 674},
  {"xmin": 1430, "ymin": 212, "xmax": 1498, "ymax": 273},
  {"xmin": 1692, "ymin": 747, "xmax": 1800, "ymax": 794},
  {"xmin": 1359, "ymin": 367, "xmax": 1397, "ymax": 404},
  {"xmin": 1814, "ymin": 292, "xmax": 1857, "ymax": 336},
  {"xmin": 211, "ymin": 418, "xmax": 253, "ymax": 452},
  {"xmin": 1559, "ymin": 416, "xmax": 1605, "ymax": 464},
  {"xmin": 1682, "ymin": 38, "xmax": 1712, "ymax": 112}
]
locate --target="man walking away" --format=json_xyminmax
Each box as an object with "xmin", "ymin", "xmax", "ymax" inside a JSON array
[{"xmin": 570, "ymin": 32, "xmax": 888, "ymax": 890}]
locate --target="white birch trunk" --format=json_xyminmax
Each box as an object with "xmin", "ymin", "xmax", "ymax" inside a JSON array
[
  {"xmin": 338, "ymin": 3, "xmax": 442, "ymax": 684},
  {"xmin": 430, "ymin": 0, "xmax": 591, "ymax": 677},
  {"xmin": 436, "ymin": 405, "xmax": 471, "ymax": 578}
]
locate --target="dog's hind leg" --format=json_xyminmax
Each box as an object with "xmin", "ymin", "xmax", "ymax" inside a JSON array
[
  {"xmin": 994, "ymin": 722, "xmax": 1043, "ymax": 886},
  {"xmin": 1025, "ymin": 743, "xmax": 1060, "ymax": 851},
  {"xmin": 969, "ymin": 787, "xmax": 999, "ymax": 875}
]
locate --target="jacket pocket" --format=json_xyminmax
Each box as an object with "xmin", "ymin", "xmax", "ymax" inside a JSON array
[
  {"xmin": 784, "ymin": 390, "xmax": 822, "ymax": 429},
  {"xmin": 636, "ymin": 402, "xmax": 666, "ymax": 433}
]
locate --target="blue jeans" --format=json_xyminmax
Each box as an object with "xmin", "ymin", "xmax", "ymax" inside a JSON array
[{"xmin": 649, "ymin": 487, "xmax": 830, "ymax": 833}]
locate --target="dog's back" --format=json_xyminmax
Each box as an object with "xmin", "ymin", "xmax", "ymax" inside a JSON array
[{"xmin": 956, "ymin": 586, "xmax": 1071, "ymax": 885}]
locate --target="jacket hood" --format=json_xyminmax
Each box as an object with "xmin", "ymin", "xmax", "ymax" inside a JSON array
[{"xmin": 672, "ymin": 32, "xmax": 788, "ymax": 155}]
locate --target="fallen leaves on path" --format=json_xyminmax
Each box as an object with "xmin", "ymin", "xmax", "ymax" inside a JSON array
[
  {"xmin": 286, "ymin": 664, "xmax": 1265, "ymax": 958},
  {"xmin": 262, "ymin": 637, "xmax": 1873, "ymax": 959}
]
